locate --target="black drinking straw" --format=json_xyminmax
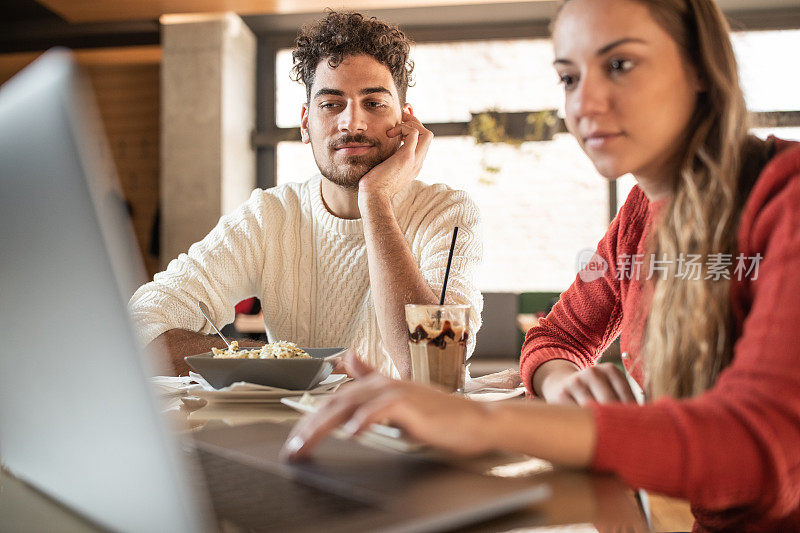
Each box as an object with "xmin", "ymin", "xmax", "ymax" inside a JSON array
[{"xmin": 439, "ymin": 226, "xmax": 459, "ymax": 305}]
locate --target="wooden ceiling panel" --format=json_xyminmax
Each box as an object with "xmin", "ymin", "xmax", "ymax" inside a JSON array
[
  {"xmin": 36, "ymin": 0, "xmax": 800, "ymax": 24},
  {"xmin": 0, "ymin": 45, "xmax": 161, "ymax": 85},
  {"xmin": 35, "ymin": 0, "xmax": 554, "ymax": 24}
]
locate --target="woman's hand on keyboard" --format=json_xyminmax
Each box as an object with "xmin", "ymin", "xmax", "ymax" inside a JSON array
[{"xmin": 281, "ymin": 352, "xmax": 494, "ymax": 461}]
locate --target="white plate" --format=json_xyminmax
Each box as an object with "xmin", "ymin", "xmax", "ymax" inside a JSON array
[{"xmin": 187, "ymin": 374, "xmax": 349, "ymax": 403}]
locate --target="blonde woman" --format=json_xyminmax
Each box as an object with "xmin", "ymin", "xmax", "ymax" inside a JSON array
[{"xmin": 282, "ymin": 0, "xmax": 800, "ymax": 529}]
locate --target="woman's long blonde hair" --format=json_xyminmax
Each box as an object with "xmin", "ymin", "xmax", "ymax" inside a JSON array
[{"xmin": 557, "ymin": 0, "xmax": 772, "ymax": 398}]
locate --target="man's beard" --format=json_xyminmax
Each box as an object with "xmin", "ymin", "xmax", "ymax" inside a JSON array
[
  {"xmin": 317, "ymin": 153, "xmax": 386, "ymax": 189},
  {"xmin": 312, "ymin": 133, "xmax": 396, "ymax": 190}
]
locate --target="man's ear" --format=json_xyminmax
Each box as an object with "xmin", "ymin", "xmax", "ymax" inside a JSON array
[
  {"xmin": 403, "ymin": 103, "xmax": 414, "ymax": 116},
  {"xmin": 300, "ymin": 103, "xmax": 311, "ymax": 144}
]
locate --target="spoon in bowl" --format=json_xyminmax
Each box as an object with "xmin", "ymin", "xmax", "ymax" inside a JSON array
[{"xmin": 198, "ymin": 301, "xmax": 233, "ymax": 351}]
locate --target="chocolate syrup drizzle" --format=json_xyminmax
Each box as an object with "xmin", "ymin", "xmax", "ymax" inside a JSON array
[{"xmin": 408, "ymin": 320, "xmax": 468, "ymax": 348}]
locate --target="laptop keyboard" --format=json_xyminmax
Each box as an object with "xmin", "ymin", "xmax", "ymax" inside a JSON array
[{"xmin": 196, "ymin": 447, "xmax": 376, "ymax": 532}]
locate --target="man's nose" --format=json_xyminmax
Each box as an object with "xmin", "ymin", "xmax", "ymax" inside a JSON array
[
  {"xmin": 338, "ymin": 102, "xmax": 367, "ymax": 133},
  {"xmin": 568, "ymin": 70, "xmax": 611, "ymax": 120}
]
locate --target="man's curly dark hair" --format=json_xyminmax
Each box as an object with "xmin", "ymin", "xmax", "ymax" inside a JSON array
[{"xmin": 291, "ymin": 11, "xmax": 414, "ymax": 104}]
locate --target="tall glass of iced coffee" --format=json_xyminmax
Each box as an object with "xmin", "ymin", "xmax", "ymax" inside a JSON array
[{"xmin": 405, "ymin": 304, "xmax": 470, "ymax": 393}]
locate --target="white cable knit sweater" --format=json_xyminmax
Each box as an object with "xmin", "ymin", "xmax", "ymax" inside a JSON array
[{"xmin": 129, "ymin": 175, "xmax": 483, "ymax": 378}]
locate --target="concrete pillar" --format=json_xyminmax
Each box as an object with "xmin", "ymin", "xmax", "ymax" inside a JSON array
[{"xmin": 160, "ymin": 12, "xmax": 256, "ymax": 268}]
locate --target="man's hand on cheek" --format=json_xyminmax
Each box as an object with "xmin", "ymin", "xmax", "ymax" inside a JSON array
[{"xmin": 358, "ymin": 112, "xmax": 433, "ymax": 206}]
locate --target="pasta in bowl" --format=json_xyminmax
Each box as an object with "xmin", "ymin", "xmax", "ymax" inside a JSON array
[
  {"xmin": 210, "ymin": 340, "xmax": 312, "ymax": 360},
  {"xmin": 185, "ymin": 342, "xmax": 345, "ymax": 390}
]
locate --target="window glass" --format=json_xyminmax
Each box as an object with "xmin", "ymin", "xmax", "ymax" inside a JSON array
[
  {"xmin": 751, "ymin": 127, "xmax": 800, "ymax": 142},
  {"xmin": 407, "ymin": 39, "xmax": 563, "ymax": 123},
  {"xmin": 275, "ymin": 48, "xmax": 306, "ymax": 128},
  {"xmin": 419, "ymin": 134, "xmax": 609, "ymax": 292},
  {"xmin": 276, "ymin": 141, "xmax": 319, "ymax": 183},
  {"xmin": 732, "ymin": 30, "xmax": 800, "ymax": 112}
]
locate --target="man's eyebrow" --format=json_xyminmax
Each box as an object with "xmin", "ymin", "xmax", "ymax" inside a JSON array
[
  {"xmin": 361, "ymin": 86, "xmax": 392, "ymax": 96},
  {"xmin": 313, "ymin": 88, "xmax": 344, "ymax": 99},
  {"xmin": 553, "ymin": 38, "xmax": 648, "ymax": 66},
  {"xmin": 312, "ymin": 87, "xmax": 392, "ymax": 99}
]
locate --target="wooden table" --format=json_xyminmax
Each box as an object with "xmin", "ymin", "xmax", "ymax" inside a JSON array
[{"xmin": 1, "ymin": 396, "xmax": 655, "ymax": 532}]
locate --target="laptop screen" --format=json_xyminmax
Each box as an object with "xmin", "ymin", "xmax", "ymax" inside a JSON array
[{"xmin": 0, "ymin": 49, "xmax": 209, "ymax": 533}]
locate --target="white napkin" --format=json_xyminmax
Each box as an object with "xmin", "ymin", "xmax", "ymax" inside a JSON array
[
  {"xmin": 465, "ymin": 368, "xmax": 522, "ymax": 391},
  {"xmin": 464, "ymin": 368, "xmax": 525, "ymax": 401},
  {"xmin": 149, "ymin": 375, "xmax": 200, "ymax": 397}
]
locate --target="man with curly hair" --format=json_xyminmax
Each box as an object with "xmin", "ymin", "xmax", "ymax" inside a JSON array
[{"xmin": 130, "ymin": 11, "xmax": 482, "ymax": 379}]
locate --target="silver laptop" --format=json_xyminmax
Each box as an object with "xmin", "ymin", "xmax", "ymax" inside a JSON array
[{"xmin": 0, "ymin": 49, "xmax": 548, "ymax": 533}]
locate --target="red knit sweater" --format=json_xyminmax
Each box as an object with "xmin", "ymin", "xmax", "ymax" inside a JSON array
[{"xmin": 521, "ymin": 138, "xmax": 800, "ymax": 532}]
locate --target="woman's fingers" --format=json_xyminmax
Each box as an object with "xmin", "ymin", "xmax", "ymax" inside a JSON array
[
  {"xmin": 567, "ymin": 379, "xmax": 595, "ymax": 406},
  {"xmin": 556, "ymin": 390, "xmax": 580, "ymax": 405},
  {"xmin": 282, "ymin": 379, "xmax": 496, "ymax": 460},
  {"xmin": 282, "ymin": 401, "xmax": 358, "ymax": 460},
  {"xmin": 343, "ymin": 392, "xmax": 404, "ymax": 436},
  {"xmin": 558, "ymin": 364, "xmax": 637, "ymax": 405},
  {"xmin": 583, "ymin": 368, "xmax": 625, "ymax": 404},
  {"xmin": 600, "ymin": 364, "xmax": 638, "ymax": 404},
  {"xmin": 281, "ymin": 377, "xmax": 387, "ymax": 460}
]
